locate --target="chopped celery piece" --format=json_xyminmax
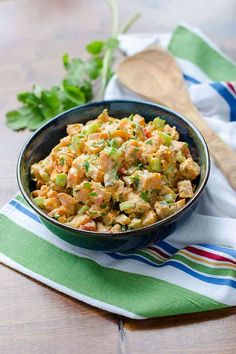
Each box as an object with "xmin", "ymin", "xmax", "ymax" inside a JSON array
[
  {"xmin": 163, "ymin": 193, "xmax": 176, "ymax": 203},
  {"xmin": 176, "ymin": 151, "xmax": 186, "ymax": 163},
  {"xmin": 77, "ymin": 205, "xmax": 89, "ymax": 216},
  {"xmin": 56, "ymin": 173, "xmax": 67, "ymax": 186},
  {"xmin": 159, "ymin": 132, "xmax": 172, "ymax": 146},
  {"xmin": 153, "ymin": 117, "xmax": 165, "ymax": 129},
  {"xmin": 83, "ymin": 121, "xmax": 101, "ymax": 135},
  {"xmin": 119, "ymin": 201, "xmax": 135, "ymax": 211},
  {"xmin": 34, "ymin": 197, "xmax": 45, "ymax": 208},
  {"xmin": 53, "ymin": 213, "xmax": 60, "ymax": 220},
  {"xmin": 149, "ymin": 157, "xmax": 162, "ymax": 172},
  {"xmin": 71, "ymin": 135, "xmax": 82, "ymax": 152},
  {"xmin": 39, "ymin": 170, "xmax": 50, "ymax": 181},
  {"xmin": 128, "ymin": 218, "xmax": 142, "ymax": 229},
  {"xmin": 84, "ymin": 160, "xmax": 90, "ymax": 173},
  {"xmin": 104, "ymin": 146, "xmax": 122, "ymax": 161}
]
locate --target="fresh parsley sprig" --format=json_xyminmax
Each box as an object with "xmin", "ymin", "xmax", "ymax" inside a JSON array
[{"xmin": 6, "ymin": 0, "xmax": 140, "ymax": 131}]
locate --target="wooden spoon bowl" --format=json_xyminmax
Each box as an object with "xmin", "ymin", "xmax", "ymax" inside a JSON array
[{"xmin": 117, "ymin": 45, "xmax": 236, "ymax": 190}]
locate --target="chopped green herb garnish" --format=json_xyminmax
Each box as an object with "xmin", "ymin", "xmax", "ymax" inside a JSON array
[
  {"xmin": 84, "ymin": 161, "xmax": 90, "ymax": 173},
  {"xmin": 5, "ymin": 4, "xmax": 140, "ymax": 131},
  {"xmin": 131, "ymin": 175, "xmax": 140, "ymax": 189},
  {"xmin": 137, "ymin": 163, "xmax": 144, "ymax": 170},
  {"xmin": 101, "ymin": 204, "xmax": 107, "ymax": 209},
  {"xmin": 84, "ymin": 182, "xmax": 92, "ymax": 189},
  {"xmin": 141, "ymin": 191, "xmax": 149, "ymax": 202},
  {"xmin": 145, "ymin": 139, "xmax": 153, "ymax": 145},
  {"xmin": 59, "ymin": 157, "xmax": 65, "ymax": 166},
  {"xmin": 89, "ymin": 191, "xmax": 98, "ymax": 197}
]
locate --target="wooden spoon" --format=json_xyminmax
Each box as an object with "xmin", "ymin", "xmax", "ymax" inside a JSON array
[{"xmin": 117, "ymin": 45, "xmax": 236, "ymax": 190}]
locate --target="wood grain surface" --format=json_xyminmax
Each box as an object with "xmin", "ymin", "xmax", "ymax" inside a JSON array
[{"xmin": 0, "ymin": 1, "xmax": 236, "ymax": 353}]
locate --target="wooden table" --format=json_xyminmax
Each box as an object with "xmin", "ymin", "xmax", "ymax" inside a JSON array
[{"xmin": 0, "ymin": 1, "xmax": 236, "ymax": 353}]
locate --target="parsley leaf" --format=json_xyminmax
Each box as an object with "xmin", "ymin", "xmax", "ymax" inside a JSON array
[
  {"xmin": 86, "ymin": 40, "xmax": 104, "ymax": 55},
  {"xmin": 5, "ymin": 2, "xmax": 140, "ymax": 131}
]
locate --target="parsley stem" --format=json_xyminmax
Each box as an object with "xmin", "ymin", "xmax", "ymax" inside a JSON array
[
  {"xmin": 106, "ymin": 0, "xmax": 120, "ymax": 36},
  {"xmin": 120, "ymin": 12, "xmax": 141, "ymax": 34}
]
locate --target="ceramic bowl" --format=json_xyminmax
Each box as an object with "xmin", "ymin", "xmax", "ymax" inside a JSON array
[{"xmin": 17, "ymin": 100, "xmax": 210, "ymax": 252}]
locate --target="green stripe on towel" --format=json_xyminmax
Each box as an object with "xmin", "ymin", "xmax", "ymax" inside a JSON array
[
  {"xmin": 168, "ymin": 25, "xmax": 236, "ymax": 81},
  {"xmin": 0, "ymin": 213, "xmax": 227, "ymax": 318}
]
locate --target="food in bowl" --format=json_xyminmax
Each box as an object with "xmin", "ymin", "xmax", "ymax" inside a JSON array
[{"xmin": 31, "ymin": 109, "xmax": 200, "ymax": 233}]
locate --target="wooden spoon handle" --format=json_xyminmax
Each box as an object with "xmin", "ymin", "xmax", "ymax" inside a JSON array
[{"xmin": 183, "ymin": 104, "xmax": 236, "ymax": 190}]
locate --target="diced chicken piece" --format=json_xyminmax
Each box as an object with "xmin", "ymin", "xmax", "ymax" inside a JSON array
[
  {"xmin": 119, "ymin": 118, "xmax": 133, "ymax": 130},
  {"xmin": 156, "ymin": 145, "xmax": 172, "ymax": 161},
  {"xmin": 171, "ymin": 141, "xmax": 186, "ymax": 152},
  {"xmin": 169, "ymin": 199, "xmax": 185, "ymax": 214},
  {"xmin": 86, "ymin": 140, "xmax": 105, "ymax": 155},
  {"xmin": 67, "ymin": 156, "xmax": 86, "ymax": 187},
  {"xmin": 110, "ymin": 224, "xmax": 122, "ymax": 233},
  {"xmin": 102, "ymin": 210, "xmax": 119, "ymax": 226},
  {"xmin": 154, "ymin": 201, "xmax": 171, "ymax": 220},
  {"xmin": 80, "ymin": 220, "xmax": 97, "ymax": 231},
  {"xmin": 164, "ymin": 124, "xmax": 179, "ymax": 140},
  {"xmin": 110, "ymin": 130, "xmax": 130, "ymax": 140},
  {"xmin": 44, "ymin": 197, "xmax": 61, "ymax": 212},
  {"xmin": 140, "ymin": 137, "xmax": 161, "ymax": 155},
  {"xmin": 142, "ymin": 210, "xmax": 158, "ymax": 226},
  {"xmin": 133, "ymin": 114, "xmax": 145, "ymax": 126},
  {"xmin": 125, "ymin": 192, "xmax": 151, "ymax": 214},
  {"xmin": 69, "ymin": 215, "xmax": 91, "ymax": 228},
  {"xmin": 99, "ymin": 150, "xmax": 116, "ymax": 171},
  {"xmin": 73, "ymin": 181, "xmax": 91, "ymax": 202},
  {"xmin": 154, "ymin": 199, "xmax": 185, "ymax": 220},
  {"xmin": 159, "ymin": 185, "xmax": 175, "ymax": 196},
  {"xmin": 97, "ymin": 222, "xmax": 110, "ymax": 232},
  {"xmin": 87, "ymin": 133, "xmax": 101, "ymax": 140},
  {"xmin": 57, "ymin": 193, "xmax": 78, "ymax": 215},
  {"xmin": 86, "ymin": 164, "xmax": 104, "ymax": 183},
  {"xmin": 87, "ymin": 204, "xmax": 105, "ymax": 219},
  {"xmin": 177, "ymin": 180, "xmax": 194, "ymax": 198},
  {"xmin": 116, "ymin": 214, "xmax": 131, "ymax": 225},
  {"xmin": 124, "ymin": 140, "xmax": 141, "ymax": 166},
  {"xmin": 58, "ymin": 193, "xmax": 78, "ymax": 206},
  {"xmin": 66, "ymin": 123, "xmax": 83, "ymax": 136},
  {"xmin": 59, "ymin": 136, "xmax": 72, "ymax": 147},
  {"xmin": 179, "ymin": 158, "xmax": 200, "ymax": 180},
  {"xmin": 92, "ymin": 182, "xmax": 112, "ymax": 204},
  {"xmin": 97, "ymin": 109, "xmax": 110, "ymax": 123},
  {"xmin": 139, "ymin": 170, "xmax": 162, "ymax": 191}
]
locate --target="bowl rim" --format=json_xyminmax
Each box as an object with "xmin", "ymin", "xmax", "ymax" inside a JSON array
[{"xmin": 17, "ymin": 99, "xmax": 210, "ymax": 238}]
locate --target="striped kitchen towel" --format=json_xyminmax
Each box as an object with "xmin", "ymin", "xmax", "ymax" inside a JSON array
[{"xmin": 1, "ymin": 24, "xmax": 236, "ymax": 319}]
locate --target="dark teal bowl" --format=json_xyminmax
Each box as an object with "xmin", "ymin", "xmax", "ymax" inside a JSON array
[{"xmin": 17, "ymin": 100, "xmax": 210, "ymax": 252}]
